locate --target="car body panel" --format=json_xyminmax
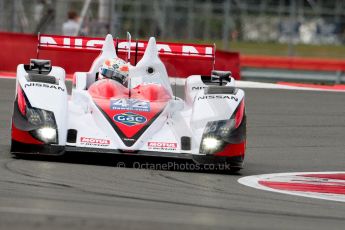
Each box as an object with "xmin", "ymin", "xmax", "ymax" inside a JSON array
[{"xmin": 11, "ymin": 34, "xmax": 246, "ymax": 169}]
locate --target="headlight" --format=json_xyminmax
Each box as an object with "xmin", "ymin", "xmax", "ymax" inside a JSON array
[
  {"xmin": 26, "ymin": 108, "xmax": 55, "ymax": 126},
  {"xmin": 17, "ymin": 86, "xmax": 56, "ymax": 127},
  {"xmin": 27, "ymin": 109, "xmax": 42, "ymax": 125},
  {"xmin": 31, "ymin": 126, "xmax": 57, "ymax": 144},
  {"xmin": 27, "ymin": 109, "xmax": 58, "ymax": 144},
  {"xmin": 202, "ymin": 137, "xmax": 222, "ymax": 150},
  {"xmin": 203, "ymin": 119, "xmax": 236, "ymax": 140},
  {"xmin": 37, "ymin": 127, "xmax": 56, "ymax": 140},
  {"xmin": 200, "ymin": 134, "xmax": 224, "ymax": 155}
]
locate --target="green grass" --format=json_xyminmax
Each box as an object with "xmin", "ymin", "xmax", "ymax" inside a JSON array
[
  {"xmin": 162, "ymin": 38, "xmax": 345, "ymax": 59},
  {"xmin": 228, "ymin": 41, "xmax": 345, "ymax": 59}
]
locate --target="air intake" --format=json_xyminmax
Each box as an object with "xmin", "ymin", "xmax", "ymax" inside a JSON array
[
  {"xmin": 27, "ymin": 74, "xmax": 57, "ymax": 84},
  {"xmin": 181, "ymin": 136, "xmax": 191, "ymax": 150},
  {"xmin": 205, "ymin": 86, "xmax": 237, "ymax": 95},
  {"xmin": 67, "ymin": 129, "xmax": 77, "ymax": 143}
]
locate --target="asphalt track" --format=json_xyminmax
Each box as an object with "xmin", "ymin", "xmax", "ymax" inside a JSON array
[{"xmin": 1, "ymin": 78, "xmax": 345, "ymax": 230}]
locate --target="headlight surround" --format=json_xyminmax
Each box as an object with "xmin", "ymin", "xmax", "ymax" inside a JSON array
[
  {"xmin": 199, "ymin": 99, "xmax": 246, "ymax": 155},
  {"xmin": 15, "ymin": 86, "xmax": 58, "ymax": 144},
  {"xmin": 204, "ymin": 119, "xmax": 237, "ymax": 139},
  {"xmin": 26, "ymin": 107, "xmax": 55, "ymax": 127},
  {"xmin": 199, "ymin": 119, "xmax": 237, "ymax": 155},
  {"xmin": 28, "ymin": 109, "xmax": 58, "ymax": 144}
]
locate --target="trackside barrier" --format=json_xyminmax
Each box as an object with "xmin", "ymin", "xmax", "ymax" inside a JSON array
[
  {"xmin": 241, "ymin": 55, "xmax": 345, "ymax": 71},
  {"xmin": 241, "ymin": 68, "xmax": 345, "ymax": 84},
  {"xmin": 0, "ymin": 32, "xmax": 240, "ymax": 79},
  {"xmin": 241, "ymin": 55, "xmax": 345, "ymax": 84}
]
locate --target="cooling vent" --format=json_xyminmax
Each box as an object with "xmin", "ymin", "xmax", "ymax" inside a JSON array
[
  {"xmin": 204, "ymin": 86, "xmax": 237, "ymax": 94},
  {"xmin": 67, "ymin": 129, "xmax": 77, "ymax": 143},
  {"xmin": 27, "ymin": 74, "xmax": 58, "ymax": 84},
  {"xmin": 181, "ymin": 136, "xmax": 191, "ymax": 150}
]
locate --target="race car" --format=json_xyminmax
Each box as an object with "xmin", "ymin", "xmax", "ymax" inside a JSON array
[{"xmin": 10, "ymin": 34, "xmax": 246, "ymax": 171}]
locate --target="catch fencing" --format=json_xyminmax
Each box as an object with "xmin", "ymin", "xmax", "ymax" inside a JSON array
[{"xmin": 2, "ymin": 0, "xmax": 345, "ymax": 50}]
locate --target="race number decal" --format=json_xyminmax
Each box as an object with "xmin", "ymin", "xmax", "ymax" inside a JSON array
[{"xmin": 110, "ymin": 99, "xmax": 150, "ymax": 112}]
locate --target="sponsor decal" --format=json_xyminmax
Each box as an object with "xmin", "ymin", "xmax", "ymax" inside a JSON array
[
  {"xmin": 80, "ymin": 137, "xmax": 110, "ymax": 147},
  {"xmin": 114, "ymin": 112, "xmax": 147, "ymax": 126},
  {"xmin": 24, "ymin": 82, "xmax": 65, "ymax": 92},
  {"xmin": 40, "ymin": 35, "xmax": 213, "ymax": 56},
  {"xmin": 197, "ymin": 95, "xmax": 238, "ymax": 101},
  {"xmin": 110, "ymin": 98, "xmax": 150, "ymax": 112},
  {"xmin": 238, "ymin": 172, "xmax": 345, "ymax": 203},
  {"xmin": 148, "ymin": 142, "xmax": 177, "ymax": 151},
  {"xmin": 122, "ymin": 137, "xmax": 135, "ymax": 144}
]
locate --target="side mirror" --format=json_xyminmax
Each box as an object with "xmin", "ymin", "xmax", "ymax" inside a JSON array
[
  {"xmin": 211, "ymin": 70, "xmax": 232, "ymax": 86},
  {"xmin": 30, "ymin": 59, "xmax": 52, "ymax": 74}
]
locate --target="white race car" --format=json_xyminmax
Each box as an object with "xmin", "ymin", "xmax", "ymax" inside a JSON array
[{"xmin": 11, "ymin": 34, "xmax": 246, "ymax": 171}]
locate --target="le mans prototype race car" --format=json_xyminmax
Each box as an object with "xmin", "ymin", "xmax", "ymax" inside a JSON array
[{"xmin": 11, "ymin": 33, "xmax": 246, "ymax": 171}]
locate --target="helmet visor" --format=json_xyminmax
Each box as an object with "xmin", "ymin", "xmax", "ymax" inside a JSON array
[{"xmin": 101, "ymin": 68, "xmax": 115, "ymax": 78}]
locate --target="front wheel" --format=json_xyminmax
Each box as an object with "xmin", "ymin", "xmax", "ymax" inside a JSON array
[
  {"xmin": 193, "ymin": 155, "xmax": 243, "ymax": 173},
  {"xmin": 10, "ymin": 140, "xmax": 65, "ymax": 157}
]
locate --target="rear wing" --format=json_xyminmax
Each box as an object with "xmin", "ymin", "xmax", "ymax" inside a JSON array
[
  {"xmin": 38, "ymin": 34, "xmax": 215, "ymax": 59},
  {"xmin": 38, "ymin": 34, "xmax": 215, "ymax": 77}
]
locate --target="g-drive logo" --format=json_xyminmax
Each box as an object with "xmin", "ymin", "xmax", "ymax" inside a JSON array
[{"xmin": 114, "ymin": 112, "xmax": 147, "ymax": 126}]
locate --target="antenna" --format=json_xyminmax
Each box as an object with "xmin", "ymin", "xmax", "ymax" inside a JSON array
[
  {"xmin": 174, "ymin": 76, "xmax": 177, "ymax": 100},
  {"xmin": 36, "ymin": 32, "xmax": 40, "ymax": 59},
  {"xmin": 212, "ymin": 43, "xmax": 216, "ymax": 71},
  {"xmin": 127, "ymin": 32, "xmax": 132, "ymax": 98},
  {"xmin": 115, "ymin": 37, "xmax": 119, "ymax": 55},
  {"xmin": 134, "ymin": 39, "xmax": 138, "ymax": 65},
  {"xmin": 127, "ymin": 32, "xmax": 131, "ymax": 63}
]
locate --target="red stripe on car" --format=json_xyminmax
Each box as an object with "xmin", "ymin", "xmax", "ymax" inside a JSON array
[
  {"xmin": 214, "ymin": 141, "xmax": 246, "ymax": 157},
  {"xmin": 11, "ymin": 123, "xmax": 43, "ymax": 145}
]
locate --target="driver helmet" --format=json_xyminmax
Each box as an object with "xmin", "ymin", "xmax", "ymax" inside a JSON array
[{"xmin": 99, "ymin": 58, "xmax": 129, "ymax": 85}]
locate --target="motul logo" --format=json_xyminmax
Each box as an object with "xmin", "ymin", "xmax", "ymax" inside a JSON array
[
  {"xmin": 80, "ymin": 137, "xmax": 110, "ymax": 145},
  {"xmin": 39, "ymin": 35, "xmax": 213, "ymax": 56},
  {"xmin": 148, "ymin": 142, "xmax": 177, "ymax": 149}
]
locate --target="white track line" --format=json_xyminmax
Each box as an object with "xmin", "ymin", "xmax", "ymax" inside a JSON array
[
  {"xmin": 238, "ymin": 172, "xmax": 345, "ymax": 203},
  {"xmin": 169, "ymin": 78, "xmax": 345, "ymax": 92}
]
